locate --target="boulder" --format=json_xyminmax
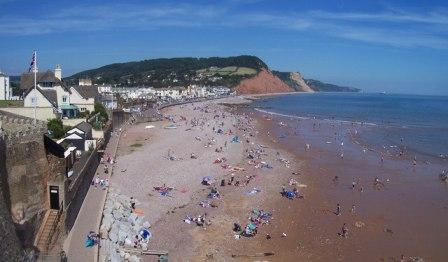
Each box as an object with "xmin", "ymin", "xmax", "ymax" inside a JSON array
[
  {"xmin": 118, "ymin": 226, "xmax": 130, "ymax": 242},
  {"xmin": 142, "ymin": 221, "xmax": 151, "ymax": 229},
  {"xmin": 109, "ymin": 224, "xmax": 119, "ymax": 242},
  {"xmin": 129, "ymin": 255, "xmax": 140, "ymax": 262},
  {"xmin": 114, "ymin": 201, "xmax": 122, "ymax": 210},
  {"xmin": 128, "ymin": 213, "xmax": 139, "ymax": 225},
  {"xmin": 100, "ymin": 224, "xmax": 109, "ymax": 239},
  {"xmin": 124, "ymin": 237, "xmax": 133, "ymax": 247},
  {"xmin": 112, "ymin": 210, "xmax": 124, "ymax": 220},
  {"xmin": 102, "ymin": 215, "xmax": 114, "ymax": 231}
]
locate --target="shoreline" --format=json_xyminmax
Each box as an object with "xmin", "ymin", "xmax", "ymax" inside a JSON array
[
  {"xmin": 99, "ymin": 95, "xmax": 447, "ymax": 261},
  {"xmin": 251, "ymin": 105, "xmax": 448, "ymax": 261}
]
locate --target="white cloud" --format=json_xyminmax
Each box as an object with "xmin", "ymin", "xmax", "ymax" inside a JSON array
[
  {"xmin": 1, "ymin": 2, "xmax": 447, "ymax": 49},
  {"xmin": 309, "ymin": 10, "xmax": 448, "ymax": 25}
]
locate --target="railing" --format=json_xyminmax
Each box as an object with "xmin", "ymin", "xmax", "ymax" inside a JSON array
[{"xmin": 46, "ymin": 208, "xmax": 63, "ymax": 252}]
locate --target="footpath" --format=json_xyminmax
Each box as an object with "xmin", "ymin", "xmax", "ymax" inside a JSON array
[{"xmin": 64, "ymin": 127, "xmax": 123, "ymax": 262}]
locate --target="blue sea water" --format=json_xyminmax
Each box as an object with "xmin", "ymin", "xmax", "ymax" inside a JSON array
[{"xmin": 252, "ymin": 93, "xmax": 448, "ymax": 160}]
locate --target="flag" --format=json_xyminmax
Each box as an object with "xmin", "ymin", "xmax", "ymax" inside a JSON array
[{"xmin": 28, "ymin": 51, "xmax": 36, "ymax": 72}]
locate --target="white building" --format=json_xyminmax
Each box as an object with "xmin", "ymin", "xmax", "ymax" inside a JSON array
[
  {"xmin": 0, "ymin": 71, "xmax": 12, "ymax": 100},
  {"xmin": 210, "ymin": 86, "xmax": 231, "ymax": 96},
  {"xmin": 154, "ymin": 87, "xmax": 185, "ymax": 100},
  {"xmin": 97, "ymin": 85, "xmax": 112, "ymax": 94},
  {"xmin": 69, "ymin": 86, "xmax": 98, "ymax": 113},
  {"xmin": 112, "ymin": 87, "xmax": 155, "ymax": 100},
  {"xmin": 186, "ymin": 85, "xmax": 207, "ymax": 98},
  {"xmin": 78, "ymin": 78, "xmax": 92, "ymax": 86},
  {"xmin": 22, "ymin": 65, "xmax": 98, "ymax": 118},
  {"xmin": 101, "ymin": 93, "xmax": 117, "ymax": 110}
]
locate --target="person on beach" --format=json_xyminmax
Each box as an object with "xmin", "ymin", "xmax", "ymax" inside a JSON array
[
  {"xmin": 336, "ymin": 203, "xmax": 341, "ymax": 216},
  {"xmin": 340, "ymin": 223, "xmax": 348, "ymax": 238},
  {"xmin": 95, "ymin": 175, "xmax": 100, "ymax": 188},
  {"xmin": 130, "ymin": 197, "xmax": 136, "ymax": 210},
  {"xmin": 352, "ymin": 179, "xmax": 356, "ymax": 190},
  {"xmin": 351, "ymin": 205, "xmax": 356, "ymax": 213}
]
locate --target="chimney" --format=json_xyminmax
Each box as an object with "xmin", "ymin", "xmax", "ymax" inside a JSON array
[{"xmin": 55, "ymin": 64, "xmax": 62, "ymax": 80}]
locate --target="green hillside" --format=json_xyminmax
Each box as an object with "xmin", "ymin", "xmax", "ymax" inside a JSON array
[{"xmin": 65, "ymin": 56, "xmax": 267, "ymax": 88}]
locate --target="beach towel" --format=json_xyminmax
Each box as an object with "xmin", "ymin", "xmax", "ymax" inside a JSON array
[{"xmin": 133, "ymin": 208, "xmax": 145, "ymax": 216}]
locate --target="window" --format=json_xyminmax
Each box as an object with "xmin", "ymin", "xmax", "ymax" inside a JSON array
[
  {"xmin": 40, "ymin": 81, "xmax": 53, "ymax": 88},
  {"xmin": 80, "ymin": 107, "xmax": 86, "ymax": 112},
  {"xmin": 62, "ymin": 95, "xmax": 68, "ymax": 103},
  {"xmin": 31, "ymin": 96, "xmax": 37, "ymax": 106}
]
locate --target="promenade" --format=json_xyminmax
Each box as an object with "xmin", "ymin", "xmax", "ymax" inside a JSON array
[{"xmin": 65, "ymin": 128, "xmax": 122, "ymax": 262}]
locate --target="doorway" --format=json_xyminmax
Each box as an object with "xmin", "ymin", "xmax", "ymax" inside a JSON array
[{"xmin": 49, "ymin": 186, "xmax": 60, "ymax": 210}]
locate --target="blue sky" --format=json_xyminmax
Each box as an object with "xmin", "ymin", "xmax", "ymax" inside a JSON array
[{"xmin": 0, "ymin": 0, "xmax": 447, "ymax": 95}]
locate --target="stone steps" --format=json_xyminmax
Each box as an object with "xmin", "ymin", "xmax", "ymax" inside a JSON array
[{"xmin": 35, "ymin": 209, "xmax": 60, "ymax": 253}]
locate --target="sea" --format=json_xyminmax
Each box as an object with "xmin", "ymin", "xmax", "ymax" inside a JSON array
[{"xmin": 252, "ymin": 92, "xmax": 448, "ymax": 165}]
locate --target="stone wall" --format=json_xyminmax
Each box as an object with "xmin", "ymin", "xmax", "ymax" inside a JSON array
[
  {"xmin": 0, "ymin": 111, "xmax": 50, "ymax": 247},
  {"xmin": 0, "ymin": 107, "xmax": 57, "ymax": 122},
  {"xmin": 6, "ymin": 140, "xmax": 49, "ymax": 245},
  {"xmin": 0, "ymin": 136, "xmax": 25, "ymax": 261}
]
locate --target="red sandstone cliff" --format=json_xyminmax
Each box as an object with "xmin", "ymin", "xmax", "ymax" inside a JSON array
[{"xmin": 235, "ymin": 69, "xmax": 295, "ymax": 95}]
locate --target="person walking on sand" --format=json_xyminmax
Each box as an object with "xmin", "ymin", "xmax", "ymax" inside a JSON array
[
  {"xmin": 351, "ymin": 205, "xmax": 356, "ymax": 213},
  {"xmin": 336, "ymin": 203, "xmax": 341, "ymax": 216},
  {"xmin": 341, "ymin": 223, "xmax": 348, "ymax": 238},
  {"xmin": 95, "ymin": 175, "xmax": 100, "ymax": 188}
]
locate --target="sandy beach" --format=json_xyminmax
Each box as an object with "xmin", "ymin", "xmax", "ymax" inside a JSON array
[
  {"xmin": 99, "ymin": 95, "xmax": 447, "ymax": 262},
  {"xmin": 101, "ymin": 96, "xmax": 308, "ymax": 261}
]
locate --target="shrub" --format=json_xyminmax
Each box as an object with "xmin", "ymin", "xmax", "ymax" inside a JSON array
[
  {"xmin": 93, "ymin": 103, "xmax": 109, "ymax": 121},
  {"xmin": 47, "ymin": 118, "xmax": 65, "ymax": 139}
]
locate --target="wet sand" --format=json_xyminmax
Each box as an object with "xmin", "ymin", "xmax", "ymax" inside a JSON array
[{"xmin": 253, "ymin": 110, "xmax": 448, "ymax": 261}]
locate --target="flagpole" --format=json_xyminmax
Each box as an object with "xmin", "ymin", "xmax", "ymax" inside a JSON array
[{"xmin": 33, "ymin": 51, "xmax": 37, "ymax": 125}]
